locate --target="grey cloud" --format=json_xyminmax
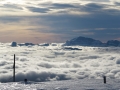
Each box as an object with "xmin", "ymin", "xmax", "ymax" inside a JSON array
[
  {"xmin": 40, "ymin": 13, "xmax": 120, "ymax": 29},
  {"xmin": 78, "ymin": 3, "xmax": 120, "ymax": 15},
  {"xmin": 51, "ymin": 3, "xmax": 76, "ymax": 9},
  {"xmin": 103, "ymin": 9, "xmax": 120, "ymax": 15},
  {"xmin": 0, "ymin": 16, "xmax": 21, "ymax": 23},
  {"xmin": 115, "ymin": 2, "xmax": 120, "ymax": 6},
  {"xmin": 84, "ymin": 0, "xmax": 109, "ymax": 2},
  {"xmin": 29, "ymin": 2, "xmax": 120, "ymax": 15},
  {"xmin": 85, "ymin": 3, "xmax": 104, "ymax": 9},
  {"xmin": 0, "ymin": 4, "xmax": 23, "ymax": 10},
  {"xmin": 80, "ymin": 3, "xmax": 105, "ymax": 13},
  {"xmin": 27, "ymin": 7, "xmax": 50, "ymax": 13}
]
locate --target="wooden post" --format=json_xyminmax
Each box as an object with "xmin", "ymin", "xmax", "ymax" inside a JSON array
[
  {"xmin": 103, "ymin": 76, "xmax": 106, "ymax": 84},
  {"xmin": 24, "ymin": 79, "xmax": 27, "ymax": 84},
  {"xmin": 13, "ymin": 54, "xmax": 15, "ymax": 82}
]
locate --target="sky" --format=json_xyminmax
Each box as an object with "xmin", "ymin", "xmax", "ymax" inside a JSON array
[{"xmin": 0, "ymin": 0, "xmax": 120, "ymax": 43}]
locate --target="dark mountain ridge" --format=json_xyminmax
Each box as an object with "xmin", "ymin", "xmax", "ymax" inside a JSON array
[{"xmin": 64, "ymin": 36, "xmax": 120, "ymax": 47}]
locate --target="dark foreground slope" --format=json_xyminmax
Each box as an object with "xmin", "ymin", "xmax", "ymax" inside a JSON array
[{"xmin": 0, "ymin": 79, "xmax": 120, "ymax": 90}]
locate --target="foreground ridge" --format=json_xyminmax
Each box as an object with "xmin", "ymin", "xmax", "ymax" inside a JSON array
[{"xmin": 0, "ymin": 79, "xmax": 120, "ymax": 90}]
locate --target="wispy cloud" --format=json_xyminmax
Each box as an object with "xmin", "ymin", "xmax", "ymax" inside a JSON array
[
  {"xmin": 0, "ymin": 4, "xmax": 23, "ymax": 10},
  {"xmin": 27, "ymin": 7, "xmax": 50, "ymax": 13}
]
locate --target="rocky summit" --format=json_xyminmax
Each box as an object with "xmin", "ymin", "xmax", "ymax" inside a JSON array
[{"xmin": 64, "ymin": 36, "xmax": 120, "ymax": 47}]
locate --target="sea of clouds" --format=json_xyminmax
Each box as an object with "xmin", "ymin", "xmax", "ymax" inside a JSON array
[{"xmin": 0, "ymin": 43, "xmax": 120, "ymax": 82}]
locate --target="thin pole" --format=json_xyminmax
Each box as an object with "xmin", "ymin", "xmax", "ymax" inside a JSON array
[
  {"xmin": 103, "ymin": 76, "xmax": 106, "ymax": 84},
  {"xmin": 13, "ymin": 54, "xmax": 15, "ymax": 82}
]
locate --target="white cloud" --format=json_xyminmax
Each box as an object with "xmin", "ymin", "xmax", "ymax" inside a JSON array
[{"xmin": 0, "ymin": 43, "xmax": 120, "ymax": 82}]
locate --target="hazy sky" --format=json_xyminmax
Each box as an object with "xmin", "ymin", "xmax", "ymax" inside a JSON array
[{"xmin": 0, "ymin": 0, "xmax": 120, "ymax": 43}]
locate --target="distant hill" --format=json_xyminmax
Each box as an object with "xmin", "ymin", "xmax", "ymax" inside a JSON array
[{"xmin": 64, "ymin": 36, "xmax": 120, "ymax": 47}]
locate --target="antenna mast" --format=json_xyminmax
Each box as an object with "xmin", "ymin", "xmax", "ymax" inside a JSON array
[{"xmin": 13, "ymin": 54, "xmax": 15, "ymax": 82}]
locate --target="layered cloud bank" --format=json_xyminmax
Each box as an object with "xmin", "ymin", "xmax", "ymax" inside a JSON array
[{"xmin": 0, "ymin": 43, "xmax": 120, "ymax": 82}]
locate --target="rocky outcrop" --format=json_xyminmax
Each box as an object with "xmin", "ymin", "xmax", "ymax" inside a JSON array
[
  {"xmin": 106, "ymin": 40, "xmax": 120, "ymax": 47},
  {"xmin": 11, "ymin": 42, "xmax": 17, "ymax": 47},
  {"xmin": 64, "ymin": 36, "xmax": 120, "ymax": 47},
  {"xmin": 65, "ymin": 36, "xmax": 103, "ymax": 46}
]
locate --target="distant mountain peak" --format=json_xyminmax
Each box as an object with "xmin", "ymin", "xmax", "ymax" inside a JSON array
[{"xmin": 64, "ymin": 36, "xmax": 120, "ymax": 47}]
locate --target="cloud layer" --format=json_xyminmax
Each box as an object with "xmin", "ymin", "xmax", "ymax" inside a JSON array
[{"xmin": 0, "ymin": 43, "xmax": 120, "ymax": 82}]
